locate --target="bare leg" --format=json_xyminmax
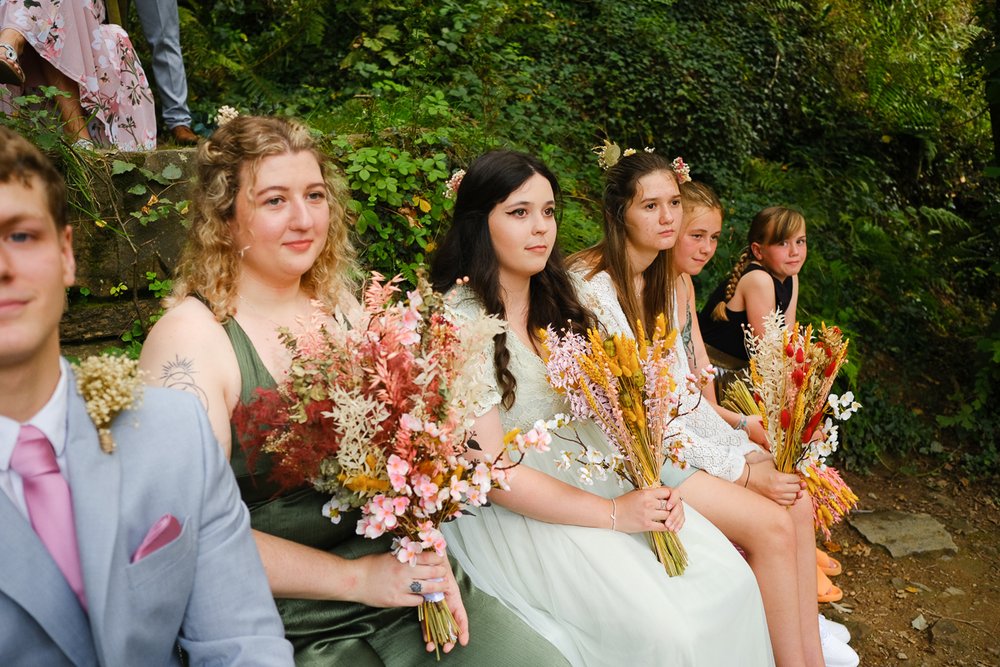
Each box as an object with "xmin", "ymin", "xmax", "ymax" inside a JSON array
[
  {"xmin": 0, "ymin": 27, "xmax": 92, "ymax": 143},
  {"xmin": 42, "ymin": 66, "xmax": 92, "ymax": 143},
  {"xmin": 790, "ymin": 493, "xmax": 824, "ymax": 665},
  {"xmin": 678, "ymin": 471, "xmax": 810, "ymax": 666}
]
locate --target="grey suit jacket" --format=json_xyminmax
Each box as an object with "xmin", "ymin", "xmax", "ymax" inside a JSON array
[{"xmin": 0, "ymin": 365, "xmax": 293, "ymax": 666}]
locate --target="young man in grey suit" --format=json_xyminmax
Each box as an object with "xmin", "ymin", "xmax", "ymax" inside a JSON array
[{"xmin": 0, "ymin": 127, "xmax": 293, "ymax": 665}]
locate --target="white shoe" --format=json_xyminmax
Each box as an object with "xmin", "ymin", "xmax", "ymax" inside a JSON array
[
  {"xmin": 820, "ymin": 626, "xmax": 859, "ymax": 667},
  {"xmin": 819, "ymin": 614, "xmax": 851, "ymax": 643}
]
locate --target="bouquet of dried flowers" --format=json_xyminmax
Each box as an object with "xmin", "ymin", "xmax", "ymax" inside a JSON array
[
  {"xmin": 233, "ymin": 273, "xmax": 553, "ymax": 656},
  {"xmin": 740, "ymin": 312, "xmax": 860, "ymax": 537},
  {"xmin": 542, "ymin": 314, "xmax": 714, "ymax": 577},
  {"xmin": 722, "ymin": 379, "xmax": 859, "ymax": 538}
]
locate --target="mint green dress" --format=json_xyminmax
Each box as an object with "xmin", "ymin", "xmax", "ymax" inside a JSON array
[{"xmin": 222, "ymin": 317, "xmax": 567, "ymax": 666}]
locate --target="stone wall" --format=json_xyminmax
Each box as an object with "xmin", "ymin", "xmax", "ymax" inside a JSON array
[{"xmin": 62, "ymin": 148, "xmax": 196, "ymax": 358}]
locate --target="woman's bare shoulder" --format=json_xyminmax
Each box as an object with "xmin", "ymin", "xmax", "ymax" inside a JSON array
[
  {"xmin": 152, "ymin": 296, "xmax": 225, "ymax": 334},
  {"xmin": 141, "ymin": 297, "xmax": 234, "ymax": 372}
]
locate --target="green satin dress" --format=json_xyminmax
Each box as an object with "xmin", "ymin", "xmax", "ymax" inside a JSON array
[{"xmin": 223, "ymin": 317, "xmax": 567, "ymax": 666}]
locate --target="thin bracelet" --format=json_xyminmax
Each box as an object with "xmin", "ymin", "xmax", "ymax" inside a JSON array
[
  {"xmin": 610, "ymin": 498, "xmax": 617, "ymax": 531},
  {"xmin": 743, "ymin": 465, "xmax": 751, "ymax": 488},
  {"xmin": 735, "ymin": 415, "xmax": 748, "ymax": 433}
]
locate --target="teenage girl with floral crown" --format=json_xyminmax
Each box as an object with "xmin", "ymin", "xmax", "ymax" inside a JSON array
[
  {"xmin": 671, "ymin": 180, "xmax": 856, "ymax": 659},
  {"xmin": 570, "ymin": 148, "xmax": 856, "ymax": 667}
]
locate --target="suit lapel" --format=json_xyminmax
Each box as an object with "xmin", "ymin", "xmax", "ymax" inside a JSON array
[
  {"xmin": 0, "ymin": 487, "xmax": 95, "ymax": 664},
  {"xmin": 63, "ymin": 368, "xmax": 122, "ymax": 659}
]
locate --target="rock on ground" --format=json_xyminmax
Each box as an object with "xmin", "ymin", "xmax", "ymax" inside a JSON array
[{"xmin": 847, "ymin": 510, "xmax": 958, "ymax": 558}]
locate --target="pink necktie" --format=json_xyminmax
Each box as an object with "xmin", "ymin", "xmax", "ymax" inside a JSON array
[{"xmin": 10, "ymin": 425, "xmax": 87, "ymax": 609}]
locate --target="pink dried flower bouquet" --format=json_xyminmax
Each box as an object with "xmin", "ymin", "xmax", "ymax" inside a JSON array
[{"xmin": 234, "ymin": 272, "xmax": 553, "ymax": 655}]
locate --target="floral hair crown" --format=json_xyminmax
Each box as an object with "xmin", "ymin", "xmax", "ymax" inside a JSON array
[
  {"xmin": 213, "ymin": 105, "xmax": 240, "ymax": 127},
  {"xmin": 591, "ymin": 139, "xmax": 692, "ymax": 184},
  {"xmin": 443, "ymin": 169, "xmax": 466, "ymax": 200},
  {"xmin": 671, "ymin": 157, "xmax": 691, "ymax": 184}
]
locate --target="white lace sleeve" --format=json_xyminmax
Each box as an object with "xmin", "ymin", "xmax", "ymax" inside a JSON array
[
  {"xmin": 575, "ymin": 271, "xmax": 633, "ymax": 336},
  {"xmin": 677, "ymin": 398, "xmax": 757, "ymax": 481},
  {"xmin": 445, "ymin": 286, "xmax": 502, "ymax": 417},
  {"xmin": 580, "ymin": 271, "xmax": 754, "ymax": 482}
]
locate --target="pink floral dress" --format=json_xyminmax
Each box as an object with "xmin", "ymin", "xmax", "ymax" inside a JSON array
[{"xmin": 1, "ymin": 0, "xmax": 156, "ymax": 149}]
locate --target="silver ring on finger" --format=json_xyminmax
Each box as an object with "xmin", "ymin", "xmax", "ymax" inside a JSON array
[
  {"xmin": 410, "ymin": 580, "xmax": 422, "ymax": 594},
  {"xmin": 659, "ymin": 499, "xmax": 668, "ymax": 511}
]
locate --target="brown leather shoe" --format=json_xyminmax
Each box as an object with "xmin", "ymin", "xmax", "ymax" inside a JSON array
[{"xmin": 170, "ymin": 125, "xmax": 199, "ymax": 145}]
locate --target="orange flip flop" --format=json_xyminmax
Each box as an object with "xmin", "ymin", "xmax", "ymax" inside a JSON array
[
  {"xmin": 816, "ymin": 547, "xmax": 842, "ymax": 577},
  {"xmin": 817, "ymin": 566, "xmax": 843, "ymax": 603}
]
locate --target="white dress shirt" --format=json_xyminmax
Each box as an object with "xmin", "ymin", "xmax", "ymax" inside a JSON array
[{"xmin": 0, "ymin": 359, "xmax": 71, "ymax": 519}]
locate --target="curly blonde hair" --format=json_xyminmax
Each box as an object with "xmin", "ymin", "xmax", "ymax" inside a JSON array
[
  {"xmin": 710, "ymin": 205, "xmax": 805, "ymax": 321},
  {"xmin": 169, "ymin": 115, "xmax": 357, "ymax": 320}
]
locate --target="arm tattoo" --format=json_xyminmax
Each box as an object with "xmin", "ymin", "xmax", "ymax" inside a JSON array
[{"xmin": 159, "ymin": 355, "xmax": 210, "ymax": 409}]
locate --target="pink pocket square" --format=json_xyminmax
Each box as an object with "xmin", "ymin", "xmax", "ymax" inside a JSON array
[{"xmin": 131, "ymin": 514, "xmax": 181, "ymax": 564}]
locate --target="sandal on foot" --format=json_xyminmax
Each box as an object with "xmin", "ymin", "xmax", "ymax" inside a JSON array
[
  {"xmin": 0, "ymin": 42, "xmax": 25, "ymax": 86},
  {"xmin": 817, "ymin": 547, "xmax": 843, "ymax": 576},
  {"xmin": 817, "ymin": 566, "xmax": 843, "ymax": 603}
]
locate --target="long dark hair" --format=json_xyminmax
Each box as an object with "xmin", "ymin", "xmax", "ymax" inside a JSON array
[
  {"xmin": 569, "ymin": 151, "xmax": 677, "ymax": 336},
  {"xmin": 431, "ymin": 150, "xmax": 596, "ymax": 409}
]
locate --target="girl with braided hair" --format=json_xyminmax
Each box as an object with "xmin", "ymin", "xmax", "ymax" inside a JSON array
[{"xmin": 697, "ymin": 206, "xmax": 807, "ymax": 369}]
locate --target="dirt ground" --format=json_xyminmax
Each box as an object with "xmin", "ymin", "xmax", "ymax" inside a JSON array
[{"xmin": 824, "ymin": 466, "xmax": 999, "ymax": 666}]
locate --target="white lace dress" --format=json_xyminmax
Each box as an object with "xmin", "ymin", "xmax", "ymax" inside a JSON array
[
  {"xmin": 441, "ymin": 285, "xmax": 774, "ymax": 666},
  {"xmin": 580, "ymin": 271, "xmax": 762, "ymax": 484}
]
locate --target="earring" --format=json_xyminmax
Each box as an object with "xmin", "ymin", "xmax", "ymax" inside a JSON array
[{"xmin": 238, "ymin": 244, "xmax": 251, "ymax": 258}]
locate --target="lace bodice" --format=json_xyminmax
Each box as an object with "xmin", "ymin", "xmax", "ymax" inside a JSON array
[
  {"xmin": 446, "ymin": 285, "xmax": 569, "ymax": 432},
  {"xmin": 580, "ymin": 271, "xmax": 758, "ymax": 482}
]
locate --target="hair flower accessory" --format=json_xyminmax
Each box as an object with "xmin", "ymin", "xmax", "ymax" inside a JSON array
[
  {"xmin": 592, "ymin": 139, "xmax": 622, "ymax": 170},
  {"xmin": 593, "ymin": 140, "xmax": 659, "ymax": 171},
  {"xmin": 74, "ymin": 355, "xmax": 145, "ymax": 454},
  {"xmin": 443, "ymin": 169, "xmax": 466, "ymax": 199},
  {"xmin": 671, "ymin": 157, "xmax": 692, "ymax": 184},
  {"xmin": 212, "ymin": 105, "xmax": 240, "ymax": 127}
]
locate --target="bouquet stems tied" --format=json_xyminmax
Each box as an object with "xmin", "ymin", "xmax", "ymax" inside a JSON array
[{"xmin": 419, "ymin": 595, "xmax": 459, "ymax": 660}]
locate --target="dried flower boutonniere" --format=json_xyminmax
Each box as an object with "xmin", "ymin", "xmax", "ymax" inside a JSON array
[{"xmin": 74, "ymin": 355, "xmax": 145, "ymax": 454}]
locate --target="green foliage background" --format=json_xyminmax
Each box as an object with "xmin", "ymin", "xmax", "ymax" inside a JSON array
[{"xmin": 12, "ymin": 0, "xmax": 1000, "ymax": 475}]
